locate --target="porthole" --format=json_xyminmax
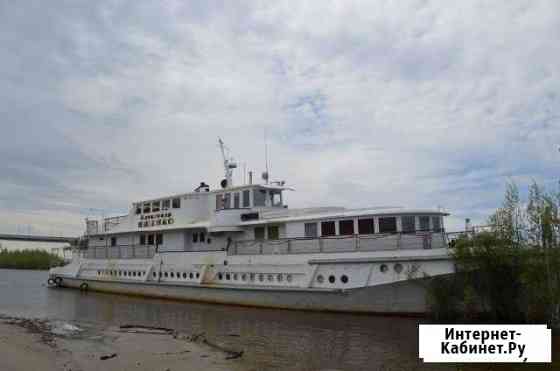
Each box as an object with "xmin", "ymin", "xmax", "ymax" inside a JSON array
[
  {"xmin": 250, "ymin": 273, "xmax": 255, "ymax": 281},
  {"xmin": 164, "ymin": 272, "xmax": 168, "ymax": 278},
  {"xmin": 226, "ymin": 273, "xmax": 231, "ymax": 280},
  {"xmin": 170, "ymin": 272, "xmax": 174, "ymax": 278},
  {"xmin": 133, "ymin": 272, "xmax": 137, "ymax": 277},
  {"xmin": 267, "ymin": 274, "xmax": 273, "ymax": 282},
  {"xmin": 233, "ymin": 273, "xmax": 238, "ymax": 281},
  {"xmin": 183, "ymin": 273, "xmax": 187, "ymax": 279},
  {"xmin": 286, "ymin": 274, "xmax": 292, "ymax": 283},
  {"xmin": 316, "ymin": 275, "xmax": 324, "ymax": 283},
  {"xmin": 153, "ymin": 272, "xmax": 156, "ymax": 277},
  {"xmin": 394, "ymin": 263, "xmax": 403, "ymax": 274},
  {"xmin": 277, "ymin": 274, "xmax": 283, "ymax": 282},
  {"xmin": 258, "ymin": 274, "xmax": 264, "ymax": 282},
  {"xmin": 328, "ymin": 275, "xmax": 335, "ymax": 284},
  {"xmin": 196, "ymin": 273, "xmax": 200, "ymax": 278},
  {"xmin": 380, "ymin": 264, "xmax": 388, "ymax": 273},
  {"xmin": 218, "ymin": 273, "xmax": 223, "ymax": 280},
  {"xmin": 189, "ymin": 273, "xmax": 193, "ymax": 279},
  {"xmin": 241, "ymin": 274, "xmax": 247, "ymax": 281},
  {"xmin": 341, "ymin": 275, "xmax": 349, "ymax": 284}
]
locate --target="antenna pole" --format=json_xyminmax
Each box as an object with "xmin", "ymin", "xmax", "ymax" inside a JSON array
[{"xmin": 264, "ymin": 129, "xmax": 269, "ymax": 184}]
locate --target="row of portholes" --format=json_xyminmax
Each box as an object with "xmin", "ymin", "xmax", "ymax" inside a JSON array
[
  {"xmin": 153, "ymin": 271, "xmax": 200, "ymax": 280},
  {"xmin": 380, "ymin": 263, "xmax": 404, "ymax": 274},
  {"xmin": 216, "ymin": 272, "xmax": 293, "ymax": 283},
  {"xmin": 316, "ymin": 274, "xmax": 349, "ymax": 284},
  {"xmin": 98, "ymin": 270, "xmax": 145, "ymax": 277}
]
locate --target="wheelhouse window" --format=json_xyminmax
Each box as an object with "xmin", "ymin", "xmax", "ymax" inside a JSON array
[
  {"xmin": 432, "ymin": 216, "xmax": 441, "ymax": 232},
  {"xmin": 419, "ymin": 216, "xmax": 430, "ymax": 231},
  {"xmin": 215, "ymin": 194, "xmax": 223, "ymax": 210},
  {"xmin": 339, "ymin": 220, "xmax": 354, "ymax": 235},
  {"xmin": 304, "ymin": 222, "xmax": 318, "ymax": 238},
  {"xmin": 147, "ymin": 234, "xmax": 154, "ymax": 245},
  {"xmin": 172, "ymin": 198, "xmax": 181, "ymax": 209},
  {"xmin": 143, "ymin": 203, "xmax": 151, "ymax": 213},
  {"xmin": 242, "ymin": 190, "xmax": 250, "ymax": 207},
  {"xmin": 156, "ymin": 233, "xmax": 163, "ymax": 245},
  {"xmin": 267, "ymin": 226, "xmax": 279, "ymax": 240},
  {"xmin": 321, "ymin": 221, "xmax": 336, "ymax": 236},
  {"xmin": 378, "ymin": 217, "xmax": 397, "ymax": 233},
  {"xmin": 269, "ymin": 190, "xmax": 282, "ymax": 207},
  {"xmin": 140, "ymin": 235, "xmax": 146, "ymax": 245},
  {"xmin": 162, "ymin": 199, "xmax": 170, "ymax": 209},
  {"xmin": 401, "ymin": 216, "xmax": 416, "ymax": 233},
  {"xmin": 224, "ymin": 193, "xmax": 231, "ymax": 209},
  {"xmin": 254, "ymin": 227, "xmax": 265, "ymax": 240},
  {"xmin": 358, "ymin": 218, "xmax": 375, "ymax": 234},
  {"xmin": 253, "ymin": 189, "xmax": 266, "ymax": 207},
  {"xmin": 233, "ymin": 192, "xmax": 240, "ymax": 208},
  {"xmin": 152, "ymin": 201, "xmax": 160, "ymax": 212}
]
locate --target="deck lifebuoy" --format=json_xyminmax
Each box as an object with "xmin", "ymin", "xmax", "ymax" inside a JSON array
[
  {"xmin": 79, "ymin": 282, "xmax": 89, "ymax": 291},
  {"xmin": 169, "ymin": 218, "xmax": 174, "ymax": 225},
  {"xmin": 47, "ymin": 278, "xmax": 55, "ymax": 286}
]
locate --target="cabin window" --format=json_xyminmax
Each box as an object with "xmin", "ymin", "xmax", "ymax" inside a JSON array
[
  {"xmin": 143, "ymin": 203, "xmax": 151, "ymax": 213},
  {"xmin": 358, "ymin": 219, "xmax": 375, "ymax": 234},
  {"xmin": 135, "ymin": 205, "xmax": 141, "ymax": 214},
  {"xmin": 242, "ymin": 190, "xmax": 250, "ymax": 207},
  {"xmin": 267, "ymin": 226, "xmax": 279, "ymax": 240},
  {"xmin": 270, "ymin": 191, "xmax": 282, "ymax": 207},
  {"xmin": 193, "ymin": 232, "xmax": 198, "ymax": 243},
  {"xmin": 162, "ymin": 199, "xmax": 170, "ymax": 209},
  {"xmin": 148, "ymin": 234, "xmax": 155, "ymax": 245},
  {"xmin": 378, "ymin": 217, "xmax": 397, "ymax": 233},
  {"xmin": 156, "ymin": 233, "xmax": 163, "ymax": 245},
  {"xmin": 200, "ymin": 232, "xmax": 205, "ymax": 242},
  {"xmin": 224, "ymin": 193, "xmax": 231, "ymax": 209},
  {"xmin": 253, "ymin": 189, "xmax": 266, "ymax": 207},
  {"xmin": 339, "ymin": 220, "xmax": 354, "ymax": 235},
  {"xmin": 432, "ymin": 216, "xmax": 441, "ymax": 232},
  {"xmin": 140, "ymin": 235, "xmax": 146, "ymax": 245},
  {"xmin": 215, "ymin": 194, "xmax": 223, "ymax": 210},
  {"xmin": 152, "ymin": 201, "xmax": 160, "ymax": 212},
  {"xmin": 111, "ymin": 237, "xmax": 116, "ymax": 246},
  {"xmin": 233, "ymin": 193, "xmax": 240, "ymax": 208},
  {"xmin": 321, "ymin": 221, "xmax": 336, "ymax": 236},
  {"xmin": 172, "ymin": 198, "xmax": 181, "ymax": 209},
  {"xmin": 419, "ymin": 216, "xmax": 430, "ymax": 231},
  {"xmin": 304, "ymin": 223, "xmax": 318, "ymax": 238},
  {"xmin": 254, "ymin": 227, "xmax": 265, "ymax": 240},
  {"xmin": 401, "ymin": 216, "xmax": 416, "ymax": 233}
]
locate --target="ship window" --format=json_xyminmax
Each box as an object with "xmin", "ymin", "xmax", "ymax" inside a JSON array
[
  {"xmin": 143, "ymin": 203, "xmax": 151, "ymax": 213},
  {"xmin": 242, "ymin": 190, "xmax": 250, "ymax": 207},
  {"xmin": 267, "ymin": 226, "xmax": 279, "ymax": 240},
  {"xmin": 234, "ymin": 192, "xmax": 240, "ymax": 208},
  {"xmin": 358, "ymin": 218, "xmax": 375, "ymax": 234},
  {"xmin": 419, "ymin": 216, "xmax": 430, "ymax": 231},
  {"xmin": 224, "ymin": 193, "xmax": 231, "ymax": 209},
  {"xmin": 432, "ymin": 216, "xmax": 441, "ymax": 232},
  {"xmin": 140, "ymin": 235, "xmax": 146, "ymax": 245},
  {"xmin": 378, "ymin": 217, "xmax": 397, "ymax": 233},
  {"xmin": 162, "ymin": 199, "xmax": 170, "ymax": 209},
  {"xmin": 254, "ymin": 227, "xmax": 265, "ymax": 240},
  {"xmin": 152, "ymin": 201, "xmax": 160, "ymax": 212},
  {"xmin": 135, "ymin": 205, "xmax": 141, "ymax": 214},
  {"xmin": 339, "ymin": 220, "xmax": 354, "ymax": 235},
  {"xmin": 402, "ymin": 216, "xmax": 416, "ymax": 233},
  {"xmin": 156, "ymin": 233, "xmax": 163, "ymax": 245},
  {"xmin": 200, "ymin": 232, "xmax": 205, "ymax": 242},
  {"xmin": 215, "ymin": 194, "xmax": 223, "ymax": 210},
  {"xmin": 148, "ymin": 234, "xmax": 154, "ymax": 245},
  {"xmin": 172, "ymin": 198, "xmax": 181, "ymax": 208},
  {"xmin": 193, "ymin": 232, "xmax": 198, "ymax": 243},
  {"xmin": 304, "ymin": 223, "xmax": 318, "ymax": 238},
  {"xmin": 111, "ymin": 237, "xmax": 116, "ymax": 247},
  {"xmin": 253, "ymin": 189, "xmax": 266, "ymax": 207},
  {"xmin": 270, "ymin": 191, "xmax": 282, "ymax": 207},
  {"xmin": 321, "ymin": 221, "xmax": 336, "ymax": 236}
]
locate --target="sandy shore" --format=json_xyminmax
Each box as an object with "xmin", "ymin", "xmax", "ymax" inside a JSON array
[{"xmin": 0, "ymin": 316, "xmax": 248, "ymax": 371}]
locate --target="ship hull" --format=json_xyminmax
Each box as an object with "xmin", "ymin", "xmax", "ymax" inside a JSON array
[{"xmin": 54, "ymin": 276, "xmax": 431, "ymax": 315}]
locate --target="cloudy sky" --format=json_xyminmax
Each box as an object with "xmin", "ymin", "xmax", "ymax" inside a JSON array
[{"xmin": 1, "ymin": 0, "xmax": 559, "ymax": 241}]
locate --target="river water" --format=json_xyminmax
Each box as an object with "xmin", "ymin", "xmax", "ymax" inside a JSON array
[{"xmin": 0, "ymin": 269, "xmax": 445, "ymax": 371}]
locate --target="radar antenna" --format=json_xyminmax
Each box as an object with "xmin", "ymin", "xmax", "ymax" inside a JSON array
[{"xmin": 218, "ymin": 138, "xmax": 237, "ymax": 188}]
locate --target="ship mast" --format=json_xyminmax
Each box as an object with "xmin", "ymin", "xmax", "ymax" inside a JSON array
[{"xmin": 218, "ymin": 138, "xmax": 237, "ymax": 188}]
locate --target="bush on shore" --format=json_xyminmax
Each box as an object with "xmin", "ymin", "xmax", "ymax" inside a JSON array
[{"xmin": 0, "ymin": 248, "xmax": 65, "ymax": 270}]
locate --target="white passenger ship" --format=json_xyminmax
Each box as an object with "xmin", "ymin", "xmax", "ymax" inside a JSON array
[{"xmin": 49, "ymin": 140, "xmax": 454, "ymax": 314}]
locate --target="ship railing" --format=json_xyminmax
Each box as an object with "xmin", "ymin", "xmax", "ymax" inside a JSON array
[
  {"xmin": 230, "ymin": 231, "xmax": 447, "ymax": 256},
  {"xmin": 82, "ymin": 244, "xmax": 157, "ymax": 259}
]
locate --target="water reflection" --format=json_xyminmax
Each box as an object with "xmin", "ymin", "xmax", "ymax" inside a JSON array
[{"xmin": 2, "ymin": 269, "xmax": 440, "ymax": 370}]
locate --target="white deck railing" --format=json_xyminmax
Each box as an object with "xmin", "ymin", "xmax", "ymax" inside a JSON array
[{"xmin": 231, "ymin": 232, "xmax": 446, "ymax": 255}]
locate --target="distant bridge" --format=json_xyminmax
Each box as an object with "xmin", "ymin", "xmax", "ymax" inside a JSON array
[{"xmin": 0, "ymin": 233, "xmax": 78, "ymax": 244}]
